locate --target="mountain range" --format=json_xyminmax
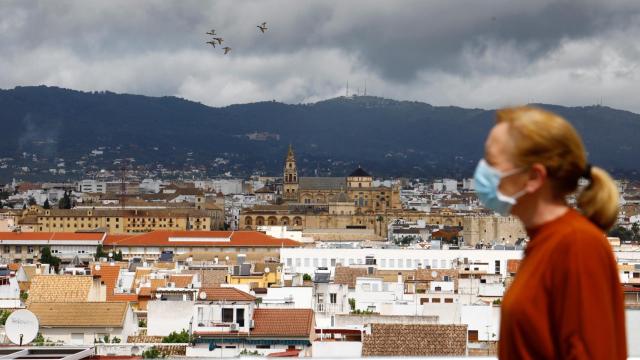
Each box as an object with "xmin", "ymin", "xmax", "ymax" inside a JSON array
[{"xmin": 0, "ymin": 85, "xmax": 638, "ymax": 181}]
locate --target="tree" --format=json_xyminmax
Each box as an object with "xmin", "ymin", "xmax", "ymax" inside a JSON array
[
  {"xmin": 632, "ymin": 222, "xmax": 640, "ymax": 242},
  {"xmin": 348, "ymin": 298, "xmax": 356, "ymax": 311},
  {"xmin": 142, "ymin": 347, "xmax": 162, "ymax": 359},
  {"xmin": 609, "ymin": 226, "xmax": 634, "ymax": 242},
  {"xmin": 0, "ymin": 310, "xmax": 11, "ymax": 325},
  {"xmin": 40, "ymin": 246, "xmax": 61, "ymax": 271},
  {"xmin": 95, "ymin": 244, "xmax": 108, "ymax": 260},
  {"xmin": 43, "ymin": 199, "xmax": 50, "ymax": 209},
  {"xmin": 162, "ymin": 329, "xmax": 190, "ymax": 343},
  {"xmin": 113, "ymin": 250, "xmax": 123, "ymax": 261},
  {"xmin": 303, "ymin": 273, "xmax": 312, "ymax": 281},
  {"xmin": 58, "ymin": 191, "xmax": 72, "ymax": 209},
  {"xmin": 27, "ymin": 197, "xmax": 37, "ymax": 206}
]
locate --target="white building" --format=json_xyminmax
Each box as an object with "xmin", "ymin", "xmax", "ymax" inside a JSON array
[{"xmin": 281, "ymin": 248, "xmax": 523, "ymax": 278}]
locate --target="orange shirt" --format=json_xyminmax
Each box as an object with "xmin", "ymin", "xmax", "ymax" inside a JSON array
[{"xmin": 499, "ymin": 208, "xmax": 626, "ymax": 359}]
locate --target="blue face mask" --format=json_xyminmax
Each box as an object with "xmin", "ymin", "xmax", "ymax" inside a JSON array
[{"xmin": 473, "ymin": 159, "xmax": 527, "ymax": 216}]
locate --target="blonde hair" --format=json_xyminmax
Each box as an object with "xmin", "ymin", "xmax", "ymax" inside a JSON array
[{"xmin": 496, "ymin": 106, "xmax": 619, "ymax": 231}]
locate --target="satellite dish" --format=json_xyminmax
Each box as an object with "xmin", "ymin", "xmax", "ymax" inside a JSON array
[
  {"xmin": 225, "ymin": 256, "xmax": 230, "ymax": 261},
  {"xmin": 5, "ymin": 309, "xmax": 39, "ymax": 345},
  {"xmin": 431, "ymin": 271, "xmax": 438, "ymax": 278},
  {"xmin": 199, "ymin": 291, "xmax": 207, "ymax": 300},
  {"xmin": 264, "ymin": 267, "xmax": 270, "ymax": 274},
  {"xmin": 94, "ymin": 264, "xmax": 101, "ymax": 271}
]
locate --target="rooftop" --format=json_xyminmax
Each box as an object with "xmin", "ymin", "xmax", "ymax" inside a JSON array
[
  {"xmin": 103, "ymin": 230, "xmax": 301, "ymax": 247},
  {"xmin": 28, "ymin": 302, "xmax": 128, "ymax": 327},
  {"xmin": 251, "ymin": 308, "xmax": 314, "ymax": 338}
]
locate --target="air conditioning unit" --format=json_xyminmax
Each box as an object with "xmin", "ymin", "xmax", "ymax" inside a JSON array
[
  {"xmin": 167, "ymin": 282, "xmax": 175, "ymax": 288},
  {"xmin": 230, "ymin": 323, "xmax": 238, "ymax": 331}
]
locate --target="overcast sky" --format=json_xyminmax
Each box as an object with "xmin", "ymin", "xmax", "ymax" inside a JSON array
[{"xmin": 1, "ymin": 0, "xmax": 640, "ymax": 112}]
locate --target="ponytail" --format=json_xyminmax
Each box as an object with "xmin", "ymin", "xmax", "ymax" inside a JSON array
[{"xmin": 577, "ymin": 166, "xmax": 619, "ymax": 231}]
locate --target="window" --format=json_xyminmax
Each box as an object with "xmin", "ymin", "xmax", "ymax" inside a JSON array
[
  {"xmin": 444, "ymin": 298, "xmax": 454, "ymax": 303},
  {"xmin": 222, "ymin": 308, "xmax": 234, "ymax": 323},
  {"xmin": 28, "ymin": 246, "xmax": 35, "ymax": 254},
  {"xmin": 330, "ymin": 293, "xmax": 337, "ymax": 304},
  {"xmin": 286, "ymin": 258, "xmax": 292, "ymax": 267},
  {"xmin": 197, "ymin": 307, "xmax": 204, "ymax": 324},
  {"xmin": 432, "ymin": 298, "xmax": 441, "ymax": 303},
  {"xmin": 420, "ymin": 298, "xmax": 429, "ymax": 304},
  {"xmin": 256, "ymin": 345, "xmax": 271, "ymax": 349},
  {"xmin": 3, "ymin": 246, "xmax": 9, "ymax": 253},
  {"xmin": 235, "ymin": 308, "xmax": 245, "ymax": 327},
  {"xmin": 495, "ymin": 260, "xmax": 501, "ymax": 274},
  {"xmin": 15, "ymin": 246, "xmax": 22, "ymax": 254}
]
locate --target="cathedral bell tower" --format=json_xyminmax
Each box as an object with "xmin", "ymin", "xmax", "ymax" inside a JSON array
[{"xmin": 283, "ymin": 144, "xmax": 299, "ymax": 201}]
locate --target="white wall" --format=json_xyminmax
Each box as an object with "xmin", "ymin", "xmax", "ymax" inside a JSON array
[
  {"xmin": 262, "ymin": 287, "xmax": 313, "ymax": 308},
  {"xmin": 627, "ymin": 308, "xmax": 640, "ymax": 357},
  {"xmin": 281, "ymin": 248, "xmax": 522, "ymax": 277},
  {"xmin": 312, "ymin": 341, "xmax": 362, "ymax": 358},
  {"xmin": 461, "ymin": 304, "xmax": 501, "ymax": 341},
  {"xmin": 147, "ymin": 301, "xmax": 194, "ymax": 336}
]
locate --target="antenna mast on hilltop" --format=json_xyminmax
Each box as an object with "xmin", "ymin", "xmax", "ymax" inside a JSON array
[
  {"xmin": 364, "ymin": 80, "xmax": 367, "ymax": 96},
  {"xmin": 346, "ymin": 81, "xmax": 349, "ymax": 97}
]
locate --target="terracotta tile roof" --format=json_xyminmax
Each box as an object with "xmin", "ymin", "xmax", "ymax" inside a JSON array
[
  {"xmin": 168, "ymin": 274, "xmax": 194, "ymax": 288},
  {"xmin": 28, "ymin": 302, "xmax": 128, "ymax": 327},
  {"xmin": 131, "ymin": 268, "xmax": 152, "ymax": 291},
  {"xmin": 334, "ymin": 266, "xmax": 368, "ymax": 288},
  {"xmin": 251, "ymin": 309, "xmax": 314, "ymax": 338},
  {"xmin": 183, "ymin": 269, "xmax": 227, "ymax": 287},
  {"xmin": 92, "ymin": 263, "xmax": 138, "ymax": 302},
  {"xmin": 103, "ymin": 231, "xmax": 300, "ymax": 248},
  {"xmin": 27, "ymin": 275, "xmax": 94, "ymax": 304},
  {"xmin": 0, "ymin": 232, "xmax": 105, "ymax": 241},
  {"xmin": 198, "ymin": 287, "xmax": 255, "ymax": 302},
  {"xmin": 362, "ymin": 324, "xmax": 467, "ymax": 356},
  {"xmin": 8, "ymin": 263, "xmax": 20, "ymax": 271}
]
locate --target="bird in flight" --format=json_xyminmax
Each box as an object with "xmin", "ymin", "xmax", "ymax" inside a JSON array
[
  {"xmin": 257, "ymin": 22, "xmax": 267, "ymax": 33},
  {"xmin": 206, "ymin": 29, "xmax": 216, "ymax": 36},
  {"xmin": 206, "ymin": 40, "xmax": 217, "ymax": 48},
  {"xmin": 213, "ymin": 37, "xmax": 224, "ymax": 45},
  {"xmin": 223, "ymin": 47, "xmax": 232, "ymax": 54}
]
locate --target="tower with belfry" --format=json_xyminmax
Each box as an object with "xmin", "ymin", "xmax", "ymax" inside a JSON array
[{"xmin": 283, "ymin": 144, "xmax": 299, "ymax": 201}]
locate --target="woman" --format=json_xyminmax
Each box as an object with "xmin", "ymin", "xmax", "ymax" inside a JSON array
[{"xmin": 473, "ymin": 106, "xmax": 626, "ymax": 359}]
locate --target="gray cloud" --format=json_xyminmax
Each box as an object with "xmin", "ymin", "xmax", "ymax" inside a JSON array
[{"xmin": 1, "ymin": 0, "xmax": 640, "ymax": 111}]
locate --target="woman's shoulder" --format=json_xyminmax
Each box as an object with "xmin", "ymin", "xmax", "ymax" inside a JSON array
[{"xmin": 551, "ymin": 209, "xmax": 612, "ymax": 256}]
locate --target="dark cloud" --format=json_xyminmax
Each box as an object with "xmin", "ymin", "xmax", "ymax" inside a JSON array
[{"xmin": 1, "ymin": 0, "xmax": 640, "ymax": 111}]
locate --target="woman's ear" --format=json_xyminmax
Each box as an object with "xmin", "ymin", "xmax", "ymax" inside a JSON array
[{"xmin": 526, "ymin": 163, "xmax": 547, "ymax": 193}]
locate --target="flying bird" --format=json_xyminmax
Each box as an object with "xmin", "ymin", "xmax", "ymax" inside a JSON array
[
  {"xmin": 206, "ymin": 40, "xmax": 217, "ymax": 48},
  {"xmin": 213, "ymin": 37, "xmax": 224, "ymax": 44},
  {"xmin": 257, "ymin": 22, "xmax": 267, "ymax": 33},
  {"xmin": 223, "ymin": 47, "xmax": 232, "ymax": 54},
  {"xmin": 206, "ymin": 29, "xmax": 216, "ymax": 36}
]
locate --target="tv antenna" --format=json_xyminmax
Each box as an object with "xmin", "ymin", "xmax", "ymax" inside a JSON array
[{"xmin": 5, "ymin": 309, "xmax": 39, "ymax": 346}]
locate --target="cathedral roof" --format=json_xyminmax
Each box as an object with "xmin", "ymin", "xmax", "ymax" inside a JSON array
[
  {"xmin": 299, "ymin": 177, "xmax": 345, "ymax": 190},
  {"xmin": 348, "ymin": 167, "xmax": 371, "ymax": 177}
]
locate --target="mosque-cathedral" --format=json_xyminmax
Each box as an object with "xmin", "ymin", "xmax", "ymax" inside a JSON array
[{"xmin": 240, "ymin": 146, "xmax": 426, "ymax": 237}]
